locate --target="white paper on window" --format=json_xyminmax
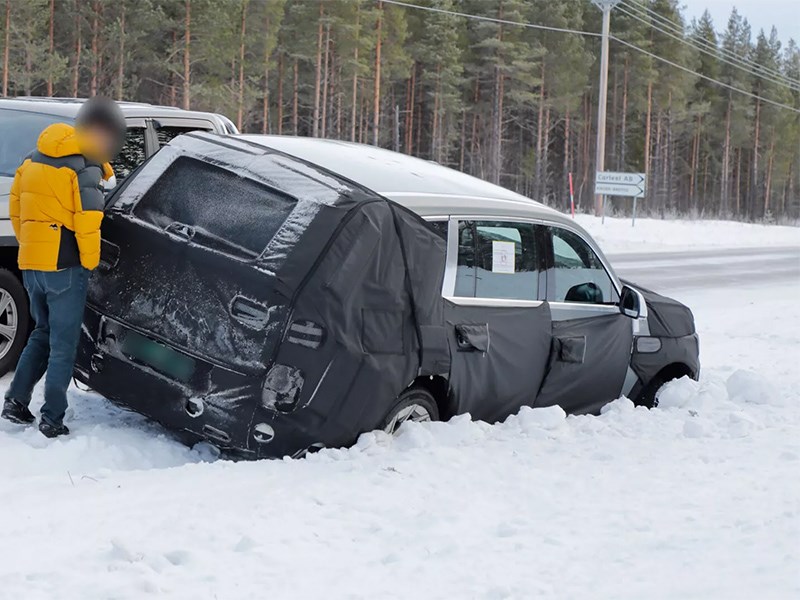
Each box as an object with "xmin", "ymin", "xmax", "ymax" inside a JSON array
[{"xmin": 492, "ymin": 241, "xmax": 515, "ymax": 274}]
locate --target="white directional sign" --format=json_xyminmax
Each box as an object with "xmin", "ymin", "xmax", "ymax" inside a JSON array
[{"xmin": 594, "ymin": 171, "xmax": 646, "ymax": 197}]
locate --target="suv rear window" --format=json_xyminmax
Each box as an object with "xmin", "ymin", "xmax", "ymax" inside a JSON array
[
  {"xmin": 0, "ymin": 108, "xmax": 71, "ymax": 176},
  {"xmin": 134, "ymin": 156, "xmax": 296, "ymax": 259}
]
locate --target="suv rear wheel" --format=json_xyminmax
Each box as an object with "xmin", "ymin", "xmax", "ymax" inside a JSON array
[
  {"xmin": 380, "ymin": 387, "xmax": 439, "ymax": 435},
  {"xmin": 0, "ymin": 269, "xmax": 29, "ymax": 376}
]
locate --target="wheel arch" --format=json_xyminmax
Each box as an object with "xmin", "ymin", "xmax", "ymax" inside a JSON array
[
  {"xmin": 410, "ymin": 375, "xmax": 451, "ymax": 421},
  {"xmin": 654, "ymin": 361, "xmax": 697, "ymax": 383}
]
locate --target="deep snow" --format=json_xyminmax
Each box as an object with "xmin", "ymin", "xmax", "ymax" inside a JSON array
[{"xmin": 0, "ymin": 217, "xmax": 798, "ymax": 600}]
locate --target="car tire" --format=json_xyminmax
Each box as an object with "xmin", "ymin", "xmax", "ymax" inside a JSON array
[
  {"xmin": 0, "ymin": 269, "xmax": 29, "ymax": 377},
  {"xmin": 636, "ymin": 376, "xmax": 667, "ymax": 409},
  {"xmin": 380, "ymin": 387, "xmax": 439, "ymax": 435}
]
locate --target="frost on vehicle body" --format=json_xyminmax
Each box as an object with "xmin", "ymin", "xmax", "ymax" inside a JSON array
[{"xmin": 75, "ymin": 133, "xmax": 449, "ymax": 458}]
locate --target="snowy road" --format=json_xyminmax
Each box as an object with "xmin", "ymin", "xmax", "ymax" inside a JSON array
[
  {"xmin": 610, "ymin": 246, "xmax": 800, "ymax": 291},
  {"xmin": 0, "ymin": 217, "xmax": 798, "ymax": 600}
]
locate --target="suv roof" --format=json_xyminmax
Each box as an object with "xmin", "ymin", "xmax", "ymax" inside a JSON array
[
  {"xmin": 0, "ymin": 97, "xmax": 237, "ymax": 131},
  {"xmin": 240, "ymin": 134, "xmax": 573, "ymax": 227}
]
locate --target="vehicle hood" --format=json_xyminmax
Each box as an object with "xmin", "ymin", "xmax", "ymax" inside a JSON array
[{"xmin": 623, "ymin": 280, "xmax": 696, "ymax": 338}]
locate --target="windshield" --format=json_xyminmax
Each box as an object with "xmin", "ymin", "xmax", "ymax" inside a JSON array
[{"xmin": 0, "ymin": 108, "xmax": 73, "ymax": 176}]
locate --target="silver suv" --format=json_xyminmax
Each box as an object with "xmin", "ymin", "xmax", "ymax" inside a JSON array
[{"xmin": 0, "ymin": 98, "xmax": 237, "ymax": 374}]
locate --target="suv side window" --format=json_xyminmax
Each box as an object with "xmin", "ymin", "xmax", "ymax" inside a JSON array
[
  {"xmin": 110, "ymin": 127, "xmax": 147, "ymax": 179},
  {"xmin": 156, "ymin": 126, "xmax": 210, "ymax": 148},
  {"xmin": 455, "ymin": 220, "xmax": 540, "ymax": 301},
  {"xmin": 549, "ymin": 227, "xmax": 618, "ymax": 304}
]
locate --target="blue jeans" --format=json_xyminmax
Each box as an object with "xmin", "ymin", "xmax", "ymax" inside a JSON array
[{"xmin": 6, "ymin": 267, "xmax": 89, "ymax": 425}]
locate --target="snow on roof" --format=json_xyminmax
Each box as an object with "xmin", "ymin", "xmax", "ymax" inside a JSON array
[{"xmin": 239, "ymin": 135, "xmax": 566, "ymax": 222}]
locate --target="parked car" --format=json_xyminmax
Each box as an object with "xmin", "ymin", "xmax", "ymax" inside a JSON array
[
  {"xmin": 0, "ymin": 97, "xmax": 237, "ymax": 374},
  {"xmin": 74, "ymin": 133, "xmax": 699, "ymax": 459}
]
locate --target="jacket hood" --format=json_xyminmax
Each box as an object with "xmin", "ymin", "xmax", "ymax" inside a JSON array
[
  {"xmin": 35, "ymin": 122, "xmax": 114, "ymax": 180},
  {"xmin": 37, "ymin": 123, "xmax": 81, "ymax": 158}
]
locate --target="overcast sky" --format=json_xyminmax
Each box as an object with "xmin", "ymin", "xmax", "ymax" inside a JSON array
[{"xmin": 682, "ymin": 1, "xmax": 799, "ymax": 46}]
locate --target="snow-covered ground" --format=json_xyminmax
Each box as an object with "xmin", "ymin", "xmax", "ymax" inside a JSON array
[
  {"xmin": 1, "ymin": 217, "xmax": 798, "ymax": 600},
  {"xmin": 576, "ymin": 213, "xmax": 800, "ymax": 254}
]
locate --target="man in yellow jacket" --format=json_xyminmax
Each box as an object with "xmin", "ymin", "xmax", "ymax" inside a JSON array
[{"xmin": 1, "ymin": 97, "xmax": 124, "ymax": 437}]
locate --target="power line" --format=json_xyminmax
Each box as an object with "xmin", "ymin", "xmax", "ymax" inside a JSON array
[
  {"xmin": 380, "ymin": 0, "xmax": 601, "ymax": 38},
  {"xmin": 611, "ymin": 35, "xmax": 800, "ymax": 113},
  {"xmin": 615, "ymin": 3, "xmax": 800, "ymax": 93},
  {"xmin": 380, "ymin": 0, "xmax": 800, "ymax": 114},
  {"xmin": 621, "ymin": 0, "xmax": 799, "ymax": 86}
]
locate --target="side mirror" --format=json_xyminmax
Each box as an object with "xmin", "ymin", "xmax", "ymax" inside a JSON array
[{"xmin": 620, "ymin": 286, "xmax": 640, "ymax": 319}]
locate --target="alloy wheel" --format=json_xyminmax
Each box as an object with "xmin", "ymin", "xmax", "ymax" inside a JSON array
[
  {"xmin": 0, "ymin": 289, "xmax": 18, "ymax": 361},
  {"xmin": 383, "ymin": 402, "xmax": 432, "ymax": 435}
]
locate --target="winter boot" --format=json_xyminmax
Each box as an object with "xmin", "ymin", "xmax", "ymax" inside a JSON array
[
  {"xmin": 1, "ymin": 399, "xmax": 36, "ymax": 424},
  {"xmin": 39, "ymin": 420, "xmax": 70, "ymax": 438}
]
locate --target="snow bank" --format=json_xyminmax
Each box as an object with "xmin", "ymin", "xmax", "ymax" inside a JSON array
[
  {"xmin": 1, "ymin": 366, "xmax": 796, "ymax": 600},
  {"xmin": 574, "ymin": 214, "xmax": 800, "ymax": 254}
]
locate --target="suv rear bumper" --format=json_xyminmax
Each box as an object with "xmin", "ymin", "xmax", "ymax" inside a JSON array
[{"xmin": 74, "ymin": 308, "xmax": 323, "ymax": 458}]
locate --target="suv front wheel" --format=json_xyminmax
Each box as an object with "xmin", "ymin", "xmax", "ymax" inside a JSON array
[{"xmin": 0, "ymin": 269, "xmax": 29, "ymax": 376}]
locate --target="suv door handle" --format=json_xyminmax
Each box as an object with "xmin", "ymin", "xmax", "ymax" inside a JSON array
[
  {"xmin": 454, "ymin": 323, "xmax": 490, "ymax": 353},
  {"xmin": 165, "ymin": 222, "xmax": 195, "ymax": 241},
  {"xmin": 230, "ymin": 295, "xmax": 270, "ymax": 329}
]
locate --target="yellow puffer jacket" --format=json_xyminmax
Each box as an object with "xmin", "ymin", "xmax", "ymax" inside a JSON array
[{"xmin": 9, "ymin": 123, "xmax": 113, "ymax": 271}]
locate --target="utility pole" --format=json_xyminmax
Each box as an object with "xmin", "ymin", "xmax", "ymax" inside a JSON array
[{"xmin": 592, "ymin": 0, "xmax": 620, "ymax": 217}]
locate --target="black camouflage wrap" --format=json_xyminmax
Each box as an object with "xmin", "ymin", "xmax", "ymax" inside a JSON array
[
  {"xmin": 624, "ymin": 281, "xmax": 700, "ymax": 392},
  {"xmin": 75, "ymin": 133, "xmax": 448, "ymax": 458},
  {"xmin": 74, "ymin": 133, "xmax": 699, "ymax": 458}
]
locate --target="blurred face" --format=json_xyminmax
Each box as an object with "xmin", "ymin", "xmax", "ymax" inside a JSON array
[{"xmin": 76, "ymin": 124, "xmax": 118, "ymax": 163}]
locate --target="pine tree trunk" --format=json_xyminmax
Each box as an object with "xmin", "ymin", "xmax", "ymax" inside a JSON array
[
  {"xmin": 735, "ymin": 148, "xmax": 741, "ymax": 217},
  {"xmin": 643, "ymin": 82, "xmax": 652, "ymax": 202},
  {"xmin": 488, "ymin": 10, "xmax": 505, "ymax": 185},
  {"xmin": 459, "ymin": 107, "xmax": 466, "ymax": 171},
  {"xmin": 72, "ymin": 1, "xmax": 81, "ymax": 97},
  {"xmin": 654, "ymin": 115, "xmax": 663, "ymax": 213},
  {"xmin": 90, "ymin": 1, "xmax": 99, "ymax": 96},
  {"xmin": 372, "ymin": 1, "xmax": 383, "ymax": 146},
  {"xmin": 414, "ymin": 76, "xmax": 422, "ymax": 159},
  {"xmin": 581, "ymin": 93, "xmax": 591, "ymax": 208},
  {"xmin": 277, "ymin": 51, "xmax": 284, "ymax": 134},
  {"xmin": 236, "ymin": 0, "xmax": 248, "ymax": 132},
  {"xmin": 689, "ymin": 115, "xmax": 701, "ymax": 211},
  {"xmin": 336, "ymin": 61, "xmax": 342, "ymax": 138},
  {"xmin": 764, "ymin": 136, "xmax": 775, "ymax": 217},
  {"xmin": 117, "ymin": 4, "xmax": 125, "ymax": 101},
  {"xmin": 469, "ymin": 79, "xmax": 479, "ymax": 174},
  {"xmin": 721, "ymin": 98, "xmax": 732, "ymax": 215},
  {"xmin": 3, "ymin": 0, "xmax": 12, "ymax": 96},
  {"xmin": 404, "ymin": 67, "xmax": 414, "ymax": 153},
  {"xmin": 534, "ymin": 61, "xmax": 545, "ymax": 201},
  {"xmin": 183, "ymin": 0, "xmax": 191, "ymax": 110},
  {"xmin": 47, "ymin": 0, "xmax": 55, "ymax": 95},
  {"xmin": 350, "ymin": 9, "xmax": 360, "ymax": 143},
  {"xmin": 312, "ymin": 2, "xmax": 324, "ymax": 137},
  {"xmin": 292, "ymin": 58, "xmax": 298, "ymax": 135},
  {"xmin": 262, "ymin": 14, "xmax": 271, "ymax": 134},
  {"xmin": 542, "ymin": 105, "xmax": 551, "ymax": 203},
  {"xmin": 321, "ymin": 22, "xmax": 331, "ymax": 137},
  {"xmin": 752, "ymin": 99, "xmax": 761, "ymax": 214},
  {"xmin": 168, "ymin": 30, "xmax": 176, "ymax": 106},
  {"xmin": 431, "ymin": 64, "xmax": 441, "ymax": 160}
]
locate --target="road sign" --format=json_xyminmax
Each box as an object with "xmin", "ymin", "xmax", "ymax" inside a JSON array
[{"xmin": 594, "ymin": 171, "xmax": 646, "ymax": 197}]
